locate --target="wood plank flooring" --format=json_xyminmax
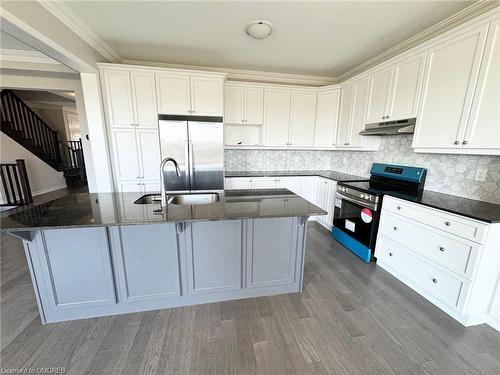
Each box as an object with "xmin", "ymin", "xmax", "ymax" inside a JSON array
[{"xmin": 1, "ymin": 222, "xmax": 500, "ymax": 374}]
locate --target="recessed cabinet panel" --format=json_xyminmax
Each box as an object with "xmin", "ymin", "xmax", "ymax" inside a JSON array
[
  {"xmin": 102, "ymin": 70, "xmax": 134, "ymax": 127},
  {"xmin": 156, "ymin": 73, "xmax": 191, "ymax": 115},
  {"xmin": 366, "ymin": 66, "xmax": 393, "ymax": 123},
  {"xmin": 413, "ymin": 25, "xmax": 488, "ymax": 149},
  {"xmin": 264, "ymin": 88, "xmax": 291, "ymax": 146},
  {"xmin": 130, "ymin": 71, "xmax": 158, "ymax": 128},
  {"xmin": 464, "ymin": 18, "xmax": 500, "ymax": 150},
  {"xmin": 115, "ymin": 224, "xmax": 180, "ymax": 302},
  {"xmin": 245, "ymin": 87, "xmax": 264, "ymax": 124},
  {"xmin": 289, "ymin": 90, "xmax": 317, "ymax": 146},
  {"xmin": 190, "ymin": 76, "xmax": 223, "ymax": 116},
  {"xmin": 337, "ymin": 83, "xmax": 355, "ymax": 148},
  {"xmin": 225, "ymin": 177, "xmax": 253, "ymax": 189},
  {"xmin": 389, "ymin": 53, "xmax": 425, "ymax": 120},
  {"xmin": 314, "ymin": 89, "xmax": 340, "ymax": 147},
  {"xmin": 350, "ymin": 76, "xmax": 370, "ymax": 147},
  {"xmin": 247, "ymin": 218, "xmax": 297, "ymax": 287},
  {"xmin": 110, "ymin": 128, "xmax": 140, "ymax": 180},
  {"xmin": 187, "ymin": 221, "xmax": 242, "ymax": 294},
  {"xmin": 136, "ymin": 129, "xmax": 160, "ymax": 180},
  {"xmin": 41, "ymin": 228, "xmax": 115, "ymax": 310},
  {"xmin": 253, "ymin": 178, "xmax": 277, "ymax": 189},
  {"xmin": 224, "ymin": 85, "xmax": 244, "ymax": 123}
]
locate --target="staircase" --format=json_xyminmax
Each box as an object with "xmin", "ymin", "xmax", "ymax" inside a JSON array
[{"xmin": 0, "ymin": 89, "xmax": 87, "ymax": 187}]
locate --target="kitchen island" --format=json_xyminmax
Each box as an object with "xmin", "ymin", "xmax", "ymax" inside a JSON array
[{"xmin": 0, "ymin": 189, "xmax": 325, "ymax": 323}]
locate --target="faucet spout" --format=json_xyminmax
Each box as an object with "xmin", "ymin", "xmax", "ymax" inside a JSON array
[{"xmin": 160, "ymin": 157, "xmax": 181, "ymax": 206}]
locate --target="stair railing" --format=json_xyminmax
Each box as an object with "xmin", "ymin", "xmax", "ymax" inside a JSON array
[
  {"xmin": 58, "ymin": 139, "xmax": 87, "ymax": 182},
  {"xmin": 0, "ymin": 159, "xmax": 33, "ymax": 206},
  {"xmin": 0, "ymin": 90, "xmax": 61, "ymax": 162}
]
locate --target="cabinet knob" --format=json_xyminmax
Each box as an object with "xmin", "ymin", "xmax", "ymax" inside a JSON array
[
  {"xmin": 445, "ymin": 221, "xmax": 451, "ymax": 226},
  {"xmin": 432, "ymin": 278, "xmax": 438, "ymax": 284},
  {"xmin": 454, "ymin": 140, "xmax": 460, "ymax": 145},
  {"xmin": 439, "ymin": 246, "xmax": 445, "ymax": 252},
  {"xmin": 389, "ymin": 252, "xmax": 393, "ymax": 257},
  {"xmin": 137, "ymin": 176, "xmax": 141, "ymax": 179},
  {"xmin": 397, "ymin": 206, "xmax": 401, "ymax": 210},
  {"xmin": 393, "ymin": 226, "xmax": 398, "ymax": 231},
  {"xmin": 462, "ymin": 140, "xmax": 468, "ymax": 145}
]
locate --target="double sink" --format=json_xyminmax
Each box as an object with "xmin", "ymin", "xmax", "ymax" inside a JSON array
[{"xmin": 134, "ymin": 192, "xmax": 220, "ymax": 206}]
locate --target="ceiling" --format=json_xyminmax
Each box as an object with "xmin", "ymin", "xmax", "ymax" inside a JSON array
[
  {"xmin": 65, "ymin": 1, "xmax": 474, "ymax": 77},
  {"xmin": 13, "ymin": 90, "xmax": 76, "ymax": 109}
]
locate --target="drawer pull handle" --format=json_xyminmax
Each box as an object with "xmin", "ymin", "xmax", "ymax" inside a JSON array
[
  {"xmin": 393, "ymin": 226, "xmax": 398, "ymax": 231},
  {"xmin": 439, "ymin": 246, "xmax": 445, "ymax": 252},
  {"xmin": 432, "ymin": 278, "xmax": 438, "ymax": 284},
  {"xmin": 445, "ymin": 221, "xmax": 451, "ymax": 226},
  {"xmin": 389, "ymin": 252, "xmax": 393, "ymax": 257},
  {"xmin": 397, "ymin": 206, "xmax": 402, "ymax": 210}
]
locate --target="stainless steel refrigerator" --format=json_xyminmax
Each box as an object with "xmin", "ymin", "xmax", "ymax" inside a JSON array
[{"xmin": 158, "ymin": 114, "xmax": 224, "ymax": 192}]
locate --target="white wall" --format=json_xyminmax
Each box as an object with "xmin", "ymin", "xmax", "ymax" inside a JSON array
[{"xmin": 0, "ymin": 133, "xmax": 66, "ymax": 202}]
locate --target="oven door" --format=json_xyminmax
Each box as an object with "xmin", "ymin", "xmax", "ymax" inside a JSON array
[{"xmin": 333, "ymin": 192, "xmax": 379, "ymax": 248}]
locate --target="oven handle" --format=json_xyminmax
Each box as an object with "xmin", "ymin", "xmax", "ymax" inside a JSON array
[{"xmin": 336, "ymin": 192, "xmax": 378, "ymax": 211}]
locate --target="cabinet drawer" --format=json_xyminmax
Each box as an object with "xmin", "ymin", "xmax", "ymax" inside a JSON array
[
  {"xmin": 383, "ymin": 196, "xmax": 487, "ymax": 243},
  {"xmin": 379, "ymin": 211, "xmax": 480, "ymax": 279},
  {"xmin": 377, "ymin": 236, "xmax": 466, "ymax": 309}
]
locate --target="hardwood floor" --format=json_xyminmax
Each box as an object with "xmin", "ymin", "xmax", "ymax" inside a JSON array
[{"xmin": 1, "ymin": 222, "xmax": 500, "ymax": 374}]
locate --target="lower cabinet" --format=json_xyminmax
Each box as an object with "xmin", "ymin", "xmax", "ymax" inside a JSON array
[
  {"xmin": 31, "ymin": 227, "xmax": 116, "ymax": 312},
  {"xmin": 110, "ymin": 224, "xmax": 181, "ymax": 302}
]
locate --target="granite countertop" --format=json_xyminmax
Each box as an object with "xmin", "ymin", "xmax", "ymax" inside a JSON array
[
  {"xmin": 385, "ymin": 190, "xmax": 500, "ymax": 224},
  {"xmin": 0, "ymin": 189, "xmax": 326, "ymax": 231},
  {"xmin": 225, "ymin": 170, "xmax": 366, "ymax": 181}
]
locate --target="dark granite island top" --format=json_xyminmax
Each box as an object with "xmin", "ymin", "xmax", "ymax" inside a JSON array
[
  {"xmin": 225, "ymin": 170, "xmax": 366, "ymax": 181},
  {"xmin": 0, "ymin": 189, "xmax": 326, "ymax": 231}
]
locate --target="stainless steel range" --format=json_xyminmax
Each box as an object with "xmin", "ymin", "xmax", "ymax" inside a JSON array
[{"xmin": 332, "ymin": 163, "xmax": 427, "ymax": 263}]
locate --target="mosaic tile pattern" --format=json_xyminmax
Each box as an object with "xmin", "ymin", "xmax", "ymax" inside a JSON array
[{"xmin": 225, "ymin": 135, "xmax": 500, "ymax": 204}]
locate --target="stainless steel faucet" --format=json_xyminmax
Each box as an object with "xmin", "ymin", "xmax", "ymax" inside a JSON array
[{"xmin": 160, "ymin": 157, "xmax": 181, "ymax": 206}]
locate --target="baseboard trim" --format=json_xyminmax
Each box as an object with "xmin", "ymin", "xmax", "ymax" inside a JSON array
[{"xmin": 32, "ymin": 184, "xmax": 67, "ymax": 197}]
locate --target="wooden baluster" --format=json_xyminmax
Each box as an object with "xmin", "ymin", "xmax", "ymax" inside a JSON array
[
  {"xmin": 16, "ymin": 159, "xmax": 32, "ymax": 204},
  {"xmin": 0, "ymin": 165, "xmax": 12, "ymax": 205},
  {"xmin": 5, "ymin": 165, "xmax": 17, "ymax": 205}
]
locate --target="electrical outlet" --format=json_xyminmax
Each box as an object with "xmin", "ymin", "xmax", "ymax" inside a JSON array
[{"xmin": 475, "ymin": 167, "xmax": 488, "ymax": 182}]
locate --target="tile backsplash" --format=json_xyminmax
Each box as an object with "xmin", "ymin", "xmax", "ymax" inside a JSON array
[{"xmin": 225, "ymin": 135, "xmax": 500, "ymax": 204}]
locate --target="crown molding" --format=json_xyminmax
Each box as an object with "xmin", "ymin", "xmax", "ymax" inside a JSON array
[
  {"xmin": 336, "ymin": 1, "xmax": 500, "ymax": 82},
  {"xmin": 37, "ymin": 0, "xmax": 121, "ymax": 63},
  {"xmin": 121, "ymin": 59, "xmax": 338, "ymax": 86},
  {"xmin": 0, "ymin": 48, "xmax": 61, "ymax": 65}
]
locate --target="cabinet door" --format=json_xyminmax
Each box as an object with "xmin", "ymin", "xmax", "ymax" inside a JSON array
[
  {"xmin": 366, "ymin": 66, "xmax": 393, "ymax": 123},
  {"xmin": 314, "ymin": 89, "xmax": 340, "ymax": 147},
  {"xmin": 156, "ymin": 73, "xmax": 191, "ymax": 115},
  {"xmin": 187, "ymin": 221, "xmax": 242, "ymax": 294},
  {"xmin": 224, "ymin": 85, "xmax": 244, "ymax": 124},
  {"xmin": 102, "ymin": 69, "xmax": 134, "ymax": 127},
  {"xmin": 264, "ymin": 88, "xmax": 291, "ymax": 146},
  {"xmin": 113, "ymin": 224, "xmax": 180, "ymax": 302},
  {"xmin": 245, "ymin": 86, "xmax": 264, "ymax": 124},
  {"xmin": 130, "ymin": 71, "xmax": 158, "ymax": 129},
  {"xmin": 326, "ymin": 181, "xmax": 337, "ymax": 226},
  {"xmin": 276, "ymin": 177, "xmax": 301, "ymax": 194},
  {"xmin": 247, "ymin": 218, "xmax": 297, "ymax": 288},
  {"xmin": 463, "ymin": 18, "xmax": 500, "ymax": 151},
  {"xmin": 225, "ymin": 177, "xmax": 253, "ymax": 190},
  {"xmin": 388, "ymin": 52, "xmax": 425, "ymax": 121},
  {"xmin": 190, "ymin": 76, "xmax": 223, "ymax": 116},
  {"xmin": 316, "ymin": 178, "xmax": 329, "ymax": 210},
  {"xmin": 349, "ymin": 76, "xmax": 370, "ymax": 147},
  {"xmin": 337, "ymin": 83, "xmax": 355, "ymax": 147},
  {"xmin": 289, "ymin": 90, "xmax": 317, "ymax": 147},
  {"xmin": 253, "ymin": 178, "xmax": 277, "ymax": 189},
  {"xmin": 38, "ymin": 228, "xmax": 116, "ymax": 311},
  {"xmin": 136, "ymin": 129, "xmax": 160, "ymax": 180},
  {"xmin": 109, "ymin": 128, "xmax": 140, "ymax": 180},
  {"xmin": 489, "ymin": 274, "xmax": 500, "ymax": 324},
  {"xmin": 413, "ymin": 25, "xmax": 489, "ymax": 149},
  {"xmin": 300, "ymin": 177, "xmax": 318, "ymax": 204}
]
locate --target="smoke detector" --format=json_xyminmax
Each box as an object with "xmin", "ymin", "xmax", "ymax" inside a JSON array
[{"xmin": 245, "ymin": 20, "xmax": 273, "ymax": 40}]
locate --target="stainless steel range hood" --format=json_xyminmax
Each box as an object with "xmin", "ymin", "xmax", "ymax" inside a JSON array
[{"xmin": 359, "ymin": 118, "xmax": 416, "ymax": 136}]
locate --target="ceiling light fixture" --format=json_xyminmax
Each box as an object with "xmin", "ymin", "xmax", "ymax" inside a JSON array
[{"xmin": 245, "ymin": 20, "xmax": 273, "ymax": 40}]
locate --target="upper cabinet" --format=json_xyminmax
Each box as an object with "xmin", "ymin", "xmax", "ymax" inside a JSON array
[
  {"xmin": 365, "ymin": 65, "xmax": 393, "ymax": 124},
  {"xmin": 412, "ymin": 24, "xmax": 489, "ymax": 151},
  {"xmin": 101, "ymin": 68, "xmax": 157, "ymax": 129},
  {"xmin": 156, "ymin": 72, "xmax": 224, "ymax": 116},
  {"xmin": 314, "ymin": 88, "xmax": 340, "ymax": 148},
  {"xmin": 289, "ymin": 89, "xmax": 317, "ymax": 147},
  {"xmin": 224, "ymin": 84, "xmax": 264, "ymax": 125},
  {"xmin": 264, "ymin": 88, "xmax": 291, "ymax": 146}
]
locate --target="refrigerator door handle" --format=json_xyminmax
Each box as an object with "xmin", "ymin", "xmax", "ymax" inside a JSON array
[
  {"xmin": 184, "ymin": 140, "xmax": 190, "ymax": 188},
  {"xmin": 188, "ymin": 141, "xmax": 194, "ymax": 189}
]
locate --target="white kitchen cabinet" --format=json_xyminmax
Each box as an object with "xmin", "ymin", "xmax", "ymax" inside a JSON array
[
  {"xmin": 388, "ymin": 52, "xmax": 426, "ymax": 121},
  {"xmin": 109, "ymin": 128, "xmax": 141, "ymax": 180},
  {"xmin": 366, "ymin": 65, "xmax": 393, "ymax": 124},
  {"xmin": 462, "ymin": 17, "xmax": 500, "ymax": 152},
  {"xmin": 264, "ymin": 88, "xmax": 291, "ymax": 146},
  {"xmin": 489, "ymin": 275, "xmax": 500, "ymax": 331},
  {"xmin": 156, "ymin": 72, "xmax": 224, "ymax": 116},
  {"xmin": 276, "ymin": 177, "xmax": 301, "ymax": 194},
  {"xmin": 413, "ymin": 24, "xmax": 489, "ymax": 150},
  {"xmin": 136, "ymin": 129, "xmax": 160, "ymax": 180},
  {"xmin": 102, "ymin": 69, "xmax": 157, "ymax": 129},
  {"xmin": 112, "ymin": 224, "xmax": 181, "ymax": 302},
  {"xmin": 225, "ymin": 177, "xmax": 253, "ymax": 190},
  {"xmin": 289, "ymin": 90, "xmax": 317, "ymax": 147},
  {"xmin": 299, "ymin": 177, "xmax": 318, "ymax": 205},
  {"xmin": 253, "ymin": 178, "xmax": 278, "ymax": 189},
  {"xmin": 224, "ymin": 84, "xmax": 264, "ymax": 125},
  {"xmin": 337, "ymin": 83, "xmax": 355, "ymax": 148},
  {"xmin": 314, "ymin": 88, "xmax": 340, "ymax": 148},
  {"xmin": 315, "ymin": 178, "xmax": 337, "ymax": 228}
]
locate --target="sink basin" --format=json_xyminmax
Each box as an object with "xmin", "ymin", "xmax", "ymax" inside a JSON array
[
  {"xmin": 167, "ymin": 193, "xmax": 220, "ymax": 205},
  {"xmin": 134, "ymin": 194, "xmax": 161, "ymax": 204}
]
